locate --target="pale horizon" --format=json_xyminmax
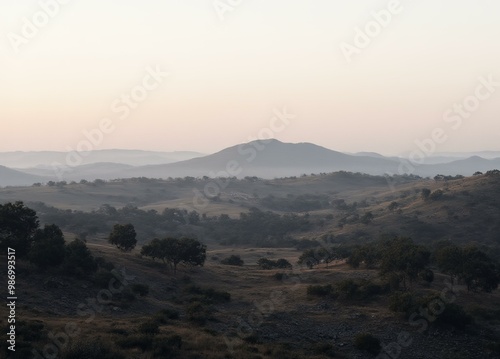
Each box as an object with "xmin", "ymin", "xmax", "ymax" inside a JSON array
[{"xmin": 2, "ymin": 1, "xmax": 500, "ymax": 156}]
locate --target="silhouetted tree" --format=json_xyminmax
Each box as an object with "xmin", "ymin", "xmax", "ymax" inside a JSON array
[
  {"xmin": 0, "ymin": 201, "xmax": 39, "ymax": 257},
  {"xmin": 108, "ymin": 223, "xmax": 137, "ymax": 252},
  {"xmin": 29, "ymin": 224, "xmax": 66, "ymax": 269}
]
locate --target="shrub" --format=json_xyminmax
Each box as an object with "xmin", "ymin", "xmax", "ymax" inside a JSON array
[
  {"xmin": 436, "ymin": 303, "xmax": 473, "ymax": 329},
  {"xmin": 184, "ymin": 285, "xmax": 230, "ymax": 304},
  {"xmin": 429, "ymin": 189, "xmax": 444, "ymax": 200},
  {"xmin": 258, "ymin": 258, "xmax": 276, "ymax": 269},
  {"xmin": 307, "ymin": 284, "xmax": 333, "ymax": 297},
  {"xmin": 186, "ymin": 301, "xmax": 211, "ymax": 324},
  {"xmin": 354, "ymin": 333, "xmax": 381, "ymax": 355},
  {"xmin": 152, "ymin": 335, "xmax": 182, "ymax": 357},
  {"xmin": 138, "ymin": 320, "xmax": 159, "ymax": 335},
  {"xmin": 415, "ymin": 295, "xmax": 473, "ymax": 330},
  {"xmin": 154, "ymin": 308, "xmax": 180, "ymax": 324},
  {"xmin": 389, "ymin": 291, "xmax": 415, "ymax": 313},
  {"xmin": 273, "ymin": 272, "xmax": 287, "ymax": 281},
  {"xmin": 221, "ymin": 255, "xmax": 244, "ymax": 266},
  {"xmin": 62, "ymin": 239, "xmax": 97, "ymax": 277},
  {"xmin": 16, "ymin": 320, "xmax": 46, "ymax": 343},
  {"xmin": 310, "ymin": 342, "xmax": 336, "ymax": 357},
  {"xmin": 258, "ymin": 258, "xmax": 292, "ymax": 270},
  {"xmin": 93, "ymin": 269, "xmax": 115, "ymax": 288},
  {"xmin": 62, "ymin": 340, "xmax": 125, "ymax": 359},
  {"xmin": 275, "ymin": 258, "xmax": 292, "ymax": 269},
  {"xmin": 336, "ymin": 279, "xmax": 386, "ymax": 300},
  {"xmin": 95, "ymin": 257, "xmax": 115, "ymax": 271},
  {"xmin": 132, "ymin": 283, "xmax": 150, "ymax": 297},
  {"xmin": 116, "ymin": 334, "xmax": 153, "ymax": 352},
  {"xmin": 419, "ymin": 269, "xmax": 434, "ymax": 284}
]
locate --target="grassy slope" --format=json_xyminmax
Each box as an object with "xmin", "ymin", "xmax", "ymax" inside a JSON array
[{"xmin": 1, "ymin": 242, "xmax": 499, "ymax": 358}]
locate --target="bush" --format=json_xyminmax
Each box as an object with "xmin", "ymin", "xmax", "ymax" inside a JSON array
[
  {"xmin": 354, "ymin": 333, "xmax": 381, "ymax": 355},
  {"xmin": 138, "ymin": 320, "xmax": 159, "ymax": 335},
  {"xmin": 132, "ymin": 283, "xmax": 150, "ymax": 297},
  {"xmin": 93, "ymin": 269, "xmax": 115, "ymax": 288},
  {"xmin": 154, "ymin": 308, "xmax": 180, "ymax": 323},
  {"xmin": 62, "ymin": 239, "xmax": 97, "ymax": 277},
  {"xmin": 389, "ymin": 291, "xmax": 415, "ymax": 313},
  {"xmin": 29, "ymin": 224, "xmax": 66, "ymax": 269},
  {"xmin": 16, "ymin": 320, "xmax": 46, "ymax": 342},
  {"xmin": 436, "ymin": 303, "xmax": 473, "ymax": 329},
  {"xmin": 275, "ymin": 258, "xmax": 292, "ymax": 269},
  {"xmin": 62, "ymin": 340, "xmax": 125, "ymax": 359},
  {"xmin": 152, "ymin": 335, "xmax": 182, "ymax": 357},
  {"xmin": 221, "ymin": 255, "xmax": 244, "ymax": 266},
  {"xmin": 116, "ymin": 334, "xmax": 153, "ymax": 352},
  {"xmin": 415, "ymin": 295, "xmax": 473, "ymax": 330},
  {"xmin": 186, "ymin": 301, "xmax": 211, "ymax": 324},
  {"xmin": 419, "ymin": 269, "xmax": 434, "ymax": 284},
  {"xmin": 310, "ymin": 342, "xmax": 336, "ymax": 357},
  {"xmin": 307, "ymin": 284, "xmax": 333, "ymax": 297},
  {"xmin": 258, "ymin": 258, "xmax": 292, "ymax": 270},
  {"xmin": 184, "ymin": 285, "xmax": 230, "ymax": 304},
  {"xmin": 273, "ymin": 272, "xmax": 287, "ymax": 281},
  {"xmin": 336, "ymin": 279, "xmax": 388, "ymax": 301},
  {"xmin": 95, "ymin": 257, "xmax": 115, "ymax": 271},
  {"xmin": 429, "ymin": 189, "xmax": 444, "ymax": 200}
]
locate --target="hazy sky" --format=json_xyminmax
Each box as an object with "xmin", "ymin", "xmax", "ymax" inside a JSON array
[{"xmin": 1, "ymin": 0, "xmax": 499, "ymax": 155}]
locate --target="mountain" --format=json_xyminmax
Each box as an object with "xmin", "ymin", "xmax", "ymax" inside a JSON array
[
  {"xmin": 3, "ymin": 141, "xmax": 500, "ymax": 184},
  {"xmin": 116, "ymin": 140, "xmax": 402, "ymax": 179},
  {"xmin": 19, "ymin": 162, "xmax": 136, "ymax": 182},
  {"xmin": 424, "ymin": 156, "xmax": 500, "ymax": 176},
  {"xmin": 0, "ymin": 165, "xmax": 47, "ymax": 187},
  {"xmin": 0, "ymin": 149, "xmax": 204, "ymax": 168}
]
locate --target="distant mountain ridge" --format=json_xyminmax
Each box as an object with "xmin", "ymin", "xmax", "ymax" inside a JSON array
[
  {"xmin": 0, "ymin": 165, "xmax": 46, "ymax": 186},
  {"xmin": 1, "ymin": 140, "xmax": 499, "ymax": 186},
  {"xmin": 0, "ymin": 149, "xmax": 204, "ymax": 168}
]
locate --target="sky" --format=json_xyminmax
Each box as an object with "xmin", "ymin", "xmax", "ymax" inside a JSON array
[{"xmin": 1, "ymin": 0, "xmax": 499, "ymax": 156}]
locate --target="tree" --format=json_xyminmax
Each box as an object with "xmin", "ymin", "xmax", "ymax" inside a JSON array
[
  {"xmin": 429, "ymin": 189, "xmax": 444, "ymax": 200},
  {"xmin": 434, "ymin": 244, "xmax": 464, "ymax": 283},
  {"xmin": 141, "ymin": 238, "xmax": 163, "ymax": 261},
  {"xmin": 360, "ymin": 211, "xmax": 374, "ymax": 224},
  {"xmin": 421, "ymin": 188, "xmax": 431, "ymax": 200},
  {"xmin": 172, "ymin": 237, "xmax": 207, "ymax": 273},
  {"xmin": 380, "ymin": 237, "xmax": 430, "ymax": 290},
  {"xmin": 0, "ymin": 201, "xmax": 39, "ymax": 257},
  {"xmin": 462, "ymin": 246, "xmax": 499, "ymax": 293},
  {"xmin": 63, "ymin": 239, "xmax": 97, "ymax": 277},
  {"xmin": 221, "ymin": 255, "xmax": 244, "ymax": 266},
  {"xmin": 29, "ymin": 224, "xmax": 66, "ymax": 269},
  {"xmin": 298, "ymin": 249, "xmax": 321, "ymax": 269},
  {"xmin": 108, "ymin": 224, "xmax": 137, "ymax": 252},
  {"xmin": 141, "ymin": 237, "xmax": 206, "ymax": 273}
]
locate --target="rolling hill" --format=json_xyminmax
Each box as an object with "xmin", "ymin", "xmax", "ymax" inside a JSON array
[
  {"xmin": 2, "ymin": 141, "xmax": 500, "ymax": 185},
  {"xmin": 0, "ymin": 165, "xmax": 47, "ymax": 186},
  {"xmin": 116, "ymin": 140, "xmax": 402, "ymax": 179}
]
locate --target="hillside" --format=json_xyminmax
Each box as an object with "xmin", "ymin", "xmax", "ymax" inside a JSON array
[
  {"xmin": 1, "ymin": 171, "xmax": 499, "ymax": 252},
  {"xmin": 1, "ymin": 172, "xmax": 499, "ymax": 358},
  {"xmin": 0, "ymin": 165, "xmax": 47, "ymax": 187}
]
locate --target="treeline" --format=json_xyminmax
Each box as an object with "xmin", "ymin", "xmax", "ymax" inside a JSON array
[
  {"xmin": 299, "ymin": 237, "xmax": 500, "ymax": 293},
  {"xmin": 0, "ymin": 202, "xmax": 103, "ymax": 276},
  {"xmin": 28, "ymin": 202, "xmax": 315, "ymax": 247},
  {"xmin": 259, "ymin": 194, "xmax": 331, "ymax": 212}
]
